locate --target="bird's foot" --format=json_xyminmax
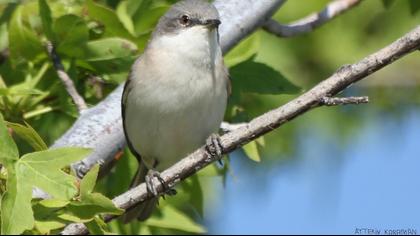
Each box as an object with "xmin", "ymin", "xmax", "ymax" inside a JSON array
[
  {"xmin": 145, "ymin": 170, "xmax": 177, "ymax": 198},
  {"xmin": 206, "ymin": 133, "xmax": 224, "ymax": 166}
]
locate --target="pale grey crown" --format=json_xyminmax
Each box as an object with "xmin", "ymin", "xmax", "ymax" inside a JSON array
[{"xmin": 153, "ymin": 0, "xmax": 221, "ymax": 37}]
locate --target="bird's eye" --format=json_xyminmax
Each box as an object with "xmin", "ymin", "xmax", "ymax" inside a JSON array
[{"xmin": 180, "ymin": 15, "xmax": 190, "ymax": 26}]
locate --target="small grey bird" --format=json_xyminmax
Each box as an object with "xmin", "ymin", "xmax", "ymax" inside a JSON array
[{"xmin": 121, "ymin": 0, "xmax": 230, "ymax": 222}]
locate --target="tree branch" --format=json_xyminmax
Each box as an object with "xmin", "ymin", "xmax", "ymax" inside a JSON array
[
  {"xmin": 61, "ymin": 25, "xmax": 420, "ymax": 235},
  {"xmin": 46, "ymin": 41, "xmax": 88, "ymax": 113},
  {"xmin": 220, "ymin": 122, "xmax": 247, "ymax": 133},
  {"xmin": 215, "ymin": 0, "xmax": 287, "ymax": 52},
  {"xmin": 320, "ymin": 96, "xmax": 369, "ymax": 106},
  {"xmin": 263, "ymin": 0, "xmax": 362, "ymax": 37},
  {"xmin": 51, "ymin": 0, "xmax": 287, "ymax": 179}
]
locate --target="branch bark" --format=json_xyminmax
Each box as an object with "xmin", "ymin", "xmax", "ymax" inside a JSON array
[
  {"xmin": 61, "ymin": 25, "xmax": 420, "ymax": 235},
  {"xmin": 263, "ymin": 0, "xmax": 362, "ymax": 37},
  {"xmin": 220, "ymin": 122, "xmax": 247, "ymax": 133},
  {"xmin": 51, "ymin": 0, "xmax": 287, "ymax": 178},
  {"xmin": 321, "ymin": 96, "xmax": 369, "ymax": 106},
  {"xmin": 46, "ymin": 41, "xmax": 88, "ymax": 113}
]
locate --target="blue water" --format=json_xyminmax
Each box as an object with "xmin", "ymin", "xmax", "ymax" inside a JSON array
[{"xmin": 207, "ymin": 109, "xmax": 420, "ymax": 234}]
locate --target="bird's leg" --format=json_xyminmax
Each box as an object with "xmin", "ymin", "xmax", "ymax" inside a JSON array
[
  {"xmin": 145, "ymin": 170, "xmax": 177, "ymax": 198},
  {"xmin": 206, "ymin": 133, "xmax": 224, "ymax": 166}
]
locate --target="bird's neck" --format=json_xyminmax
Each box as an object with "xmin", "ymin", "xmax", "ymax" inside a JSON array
[{"xmin": 147, "ymin": 27, "xmax": 221, "ymax": 71}]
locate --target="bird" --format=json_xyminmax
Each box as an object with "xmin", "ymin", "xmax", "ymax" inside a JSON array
[{"xmin": 121, "ymin": 0, "xmax": 230, "ymax": 222}]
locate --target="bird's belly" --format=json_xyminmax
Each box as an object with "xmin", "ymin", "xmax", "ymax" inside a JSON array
[{"xmin": 125, "ymin": 70, "xmax": 227, "ymax": 171}]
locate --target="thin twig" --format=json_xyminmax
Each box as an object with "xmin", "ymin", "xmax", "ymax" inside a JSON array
[
  {"xmin": 263, "ymin": 0, "xmax": 362, "ymax": 37},
  {"xmin": 321, "ymin": 96, "xmax": 369, "ymax": 106},
  {"xmin": 61, "ymin": 25, "xmax": 420, "ymax": 236},
  {"xmin": 46, "ymin": 41, "xmax": 88, "ymax": 113}
]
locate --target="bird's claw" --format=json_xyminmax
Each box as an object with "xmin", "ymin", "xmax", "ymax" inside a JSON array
[
  {"xmin": 206, "ymin": 133, "xmax": 223, "ymax": 159},
  {"xmin": 145, "ymin": 170, "xmax": 177, "ymax": 197}
]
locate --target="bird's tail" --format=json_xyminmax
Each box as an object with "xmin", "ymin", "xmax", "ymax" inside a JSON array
[{"xmin": 122, "ymin": 164, "xmax": 158, "ymax": 223}]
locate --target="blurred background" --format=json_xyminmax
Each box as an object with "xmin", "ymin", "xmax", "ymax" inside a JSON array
[{"xmin": 1, "ymin": 0, "xmax": 419, "ymax": 234}]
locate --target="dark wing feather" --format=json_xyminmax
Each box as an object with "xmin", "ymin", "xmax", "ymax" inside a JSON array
[
  {"xmin": 222, "ymin": 62, "xmax": 232, "ymax": 97},
  {"xmin": 225, "ymin": 68, "xmax": 232, "ymax": 97}
]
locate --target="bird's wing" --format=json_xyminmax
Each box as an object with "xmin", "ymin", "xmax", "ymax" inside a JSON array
[
  {"xmin": 121, "ymin": 59, "xmax": 158, "ymax": 223},
  {"xmin": 121, "ymin": 65, "xmax": 142, "ymax": 161}
]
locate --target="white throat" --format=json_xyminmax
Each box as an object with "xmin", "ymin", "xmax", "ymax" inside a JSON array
[{"xmin": 149, "ymin": 26, "xmax": 221, "ymax": 70}]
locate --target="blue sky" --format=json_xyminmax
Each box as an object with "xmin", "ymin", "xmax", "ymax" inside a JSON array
[{"xmin": 206, "ymin": 108, "xmax": 420, "ymax": 234}]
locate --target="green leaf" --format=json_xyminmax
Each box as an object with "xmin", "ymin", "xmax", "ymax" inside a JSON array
[
  {"xmin": 34, "ymin": 220, "xmax": 66, "ymax": 235},
  {"xmin": 6, "ymin": 121, "xmax": 48, "ymax": 151},
  {"xmin": 8, "ymin": 62, "xmax": 49, "ymax": 96},
  {"xmin": 80, "ymin": 38, "xmax": 137, "ymax": 80},
  {"xmin": 0, "ymin": 113, "xmax": 19, "ymax": 162},
  {"xmin": 19, "ymin": 147, "xmax": 91, "ymax": 199},
  {"xmin": 83, "ymin": 57, "xmax": 136, "ymax": 83},
  {"xmin": 8, "ymin": 5, "xmax": 43, "ymax": 63},
  {"xmin": 84, "ymin": 37, "xmax": 138, "ymax": 61},
  {"xmin": 230, "ymin": 58, "xmax": 300, "ymax": 95},
  {"xmin": 39, "ymin": 0, "xmax": 54, "ymax": 41},
  {"xmin": 64, "ymin": 195, "xmax": 123, "ymax": 221},
  {"xmin": 0, "ymin": 23, "xmax": 8, "ymax": 52},
  {"xmin": 86, "ymin": 0, "xmax": 134, "ymax": 40},
  {"xmin": 139, "ymin": 225, "xmax": 153, "ymax": 235},
  {"xmin": 225, "ymin": 33, "xmax": 260, "ymax": 67},
  {"xmin": 2, "ymin": 88, "xmax": 44, "ymax": 96},
  {"xmin": 409, "ymin": 0, "xmax": 420, "ymax": 15},
  {"xmin": 33, "ymin": 199, "xmax": 70, "ymax": 234},
  {"xmin": 57, "ymin": 213, "xmax": 91, "ymax": 223},
  {"xmin": 53, "ymin": 14, "xmax": 89, "ymax": 58},
  {"xmin": 85, "ymin": 38, "xmax": 137, "ymax": 61},
  {"xmin": 64, "ymin": 165, "xmax": 123, "ymax": 221},
  {"xmin": 86, "ymin": 217, "xmax": 112, "ymax": 235},
  {"xmin": 133, "ymin": 6, "xmax": 169, "ymax": 35},
  {"xmin": 1, "ymin": 167, "xmax": 34, "ymax": 235},
  {"xmin": 1, "ymin": 147, "xmax": 89, "ymax": 234},
  {"xmin": 130, "ymin": 0, "xmax": 152, "ymax": 18},
  {"xmin": 381, "ymin": 0, "xmax": 396, "ymax": 9},
  {"xmin": 146, "ymin": 205, "xmax": 206, "ymax": 234},
  {"xmin": 96, "ymin": 147, "xmax": 138, "ymax": 197},
  {"xmin": 38, "ymin": 199, "xmax": 70, "ymax": 208},
  {"xmin": 242, "ymin": 141, "xmax": 261, "ymax": 162},
  {"xmin": 23, "ymin": 106, "xmax": 55, "ymax": 120},
  {"xmin": 256, "ymin": 136, "xmax": 266, "ymax": 147},
  {"xmin": 80, "ymin": 164, "xmax": 100, "ymax": 197},
  {"xmin": 0, "ymin": 3, "xmax": 16, "ymax": 25},
  {"xmin": 116, "ymin": 1, "xmax": 135, "ymax": 35},
  {"xmin": 182, "ymin": 175, "xmax": 204, "ymax": 217},
  {"xmin": 0, "ymin": 76, "xmax": 6, "ymax": 88},
  {"xmin": 0, "ymin": 88, "xmax": 7, "ymax": 96}
]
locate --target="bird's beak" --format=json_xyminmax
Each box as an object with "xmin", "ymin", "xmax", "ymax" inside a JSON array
[{"xmin": 203, "ymin": 19, "xmax": 221, "ymax": 29}]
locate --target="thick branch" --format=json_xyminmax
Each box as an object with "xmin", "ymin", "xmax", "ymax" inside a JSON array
[
  {"xmin": 62, "ymin": 26, "xmax": 420, "ymax": 235},
  {"xmin": 215, "ymin": 0, "xmax": 287, "ymax": 52},
  {"xmin": 46, "ymin": 42, "xmax": 88, "ymax": 113},
  {"xmin": 321, "ymin": 96, "xmax": 369, "ymax": 106},
  {"xmin": 52, "ymin": 0, "xmax": 287, "ymax": 178},
  {"xmin": 263, "ymin": 0, "xmax": 362, "ymax": 37}
]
